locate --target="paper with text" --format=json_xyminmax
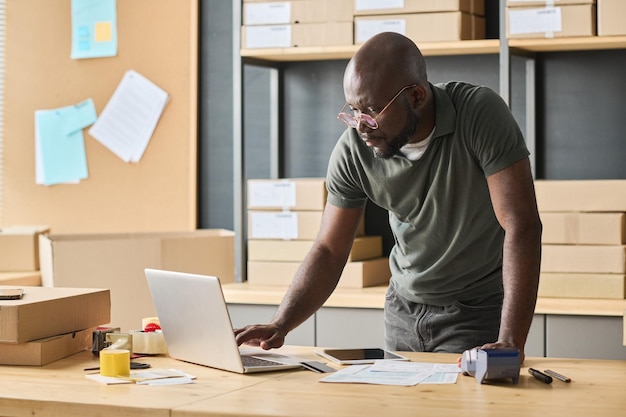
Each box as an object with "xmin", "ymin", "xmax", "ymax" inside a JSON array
[{"xmin": 89, "ymin": 70, "xmax": 169, "ymax": 163}]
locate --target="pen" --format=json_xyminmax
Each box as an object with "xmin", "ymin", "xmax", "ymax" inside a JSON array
[
  {"xmin": 544, "ymin": 369, "xmax": 571, "ymax": 383},
  {"xmin": 528, "ymin": 368, "xmax": 552, "ymax": 384}
]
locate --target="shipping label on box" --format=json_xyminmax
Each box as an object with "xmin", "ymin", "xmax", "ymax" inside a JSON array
[
  {"xmin": 38, "ymin": 230, "xmax": 234, "ymax": 332},
  {"xmin": 248, "ymin": 210, "xmax": 322, "ymax": 240},
  {"xmin": 0, "ymin": 328, "xmax": 94, "ymax": 366},
  {"xmin": 507, "ymin": 5, "xmax": 596, "ymax": 38},
  {"xmin": 248, "ymin": 209, "xmax": 365, "ymax": 240},
  {"xmin": 0, "ymin": 226, "xmax": 49, "ymax": 271},
  {"xmin": 248, "ymin": 178, "xmax": 327, "ymax": 210},
  {"xmin": 541, "ymin": 212, "xmax": 626, "ymax": 245},
  {"xmin": 355, "ymin": 0, "xmax": 485, "ymax": 16},
  {"xmin": 242, "ymin": 22, "xmax": 353, "ymax": 48},
  {"xmin": 355, "ymin": 12, "xmax": 484, "ymax": 44},
  {"xmin": 538, "ymin": 272, "xmax": 626, "ymax": 299},
  {"xmin": 244, "ymin": 0, "xmax": 353, "ymax": 25},
  {"xmin": 0, "ymin": 286, "xmax": 110, "ymax": 343}
]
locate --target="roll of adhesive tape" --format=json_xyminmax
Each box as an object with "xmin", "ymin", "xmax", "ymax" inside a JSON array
[
  {"xmin": 130, "ymin": 330, "xmax": 168, "ymax": 355},
  {"xmin": 141, "ymin": 317, "xmax": 160, "ymax": 329},
  {"xmin": 99, "ymin": 349, "xmax": 130, "ymax": 377}
]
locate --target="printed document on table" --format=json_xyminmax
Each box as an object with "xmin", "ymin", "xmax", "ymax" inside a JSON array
[
  {"xmin": 320, "ymin": 361, "xmax": 461, "ymax": 386},
  {"xmin": 89, "ymin": 70, "xmax": 169, "ymax": 163}
]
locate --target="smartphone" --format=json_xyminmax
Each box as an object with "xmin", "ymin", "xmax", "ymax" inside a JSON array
[
  {"xmin": 315, "ymin": 348, "xmax": 409, "ymax": 365},
  {"xmin": 0, "ymin": 288, "xmax": 24, "ymax": 300}
]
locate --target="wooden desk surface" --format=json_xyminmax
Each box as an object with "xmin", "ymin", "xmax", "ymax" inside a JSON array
[{"xmin": 1, "ymin": 347, "xmax": 625, "ymax": 417}]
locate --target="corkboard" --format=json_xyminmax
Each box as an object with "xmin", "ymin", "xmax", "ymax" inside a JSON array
[{"xmin": 2, "ymin": 0, "xmax": 198, "ymax": 233}]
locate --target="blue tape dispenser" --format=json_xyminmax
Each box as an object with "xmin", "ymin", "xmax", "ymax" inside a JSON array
[{"xmin": 461, "ymin": 347, "xmax": 520, "ymax": 384}]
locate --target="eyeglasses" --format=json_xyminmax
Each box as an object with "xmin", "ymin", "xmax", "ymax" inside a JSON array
[{"xmin": 337, "ymin": 84, "xmax": 417, "ymax": 130}]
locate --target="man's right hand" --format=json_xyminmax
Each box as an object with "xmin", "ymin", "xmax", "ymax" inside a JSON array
[{"xmin": 234, "ymin": 323, "xmax": 286, "ymax": 350}]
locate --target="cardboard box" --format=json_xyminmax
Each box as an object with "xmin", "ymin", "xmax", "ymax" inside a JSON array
[
  {"xmin": 0, "ymin": 271, "xmax": 41, "ymax": 286},
  {"xmin": 248, "ymin": 235, "xmax": 382, "ymax": 262},
  {"xmin": 541, "ymin": 245, "xmax": 626, "ymax": 273},
  {"xmin": 242, "ymin": 22, "xmax": 353, "ymax": 49},
  {"xmin": 39, "ymin": 229, "xmax": 235, "ymax": 332},
  {"xmin": 0, "ymin": 286, "xmax": 110, "ymax": 343},
  {"xmin": 248, "ymin": 210, "xmax": 365, "ymax": 240},
  {"xmin": 541, "ymin": 212, "xmax": 626, "ymax": 245},
  {"xmin": 598, "ymin": 0, "xmax": 626, "ymax": 36},
  {"xmin": 355, "ymin": 12, "xmax": 485, "ymax": 44},
  {"xmin": 243, "ymin": 0, "xmax": 353, "ymax": 25},
  {"xmin": 248, "ymin": 257, "xmax": 391, "ymax": 288},
  {"xmin": 507, "ymin": 0, "xmax": 595, "ymax": 6},
  {"xmin": 355, "ymin": 0, "xmax": 484, "ymax": 16},
  {"xmin": 0, "ymin": 226, "xmax": 49, "ymax": 271},
  {"xmin": 0, "ymin": 328, "xmax": 94, "ymax": 366},
  {"xmin": 538, "ymin": 273, "xmax": 625, "ymax": 299},
  {"xmin": 507, "ymin": 5, "xmax": 596, "ymax": 38},
  {"xmin": 535, "ymin": 180, "xmax": 626, "ymax": 212},
  {"xmin": 247, "ymin": 178, "xmax": 327, "ymax": 210}
]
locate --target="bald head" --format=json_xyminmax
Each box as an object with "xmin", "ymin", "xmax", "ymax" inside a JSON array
[{"xmin": 344, "ymin": 32, "xmax": 428, "ymax": 94}]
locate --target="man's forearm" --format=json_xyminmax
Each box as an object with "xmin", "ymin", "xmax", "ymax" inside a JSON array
[
  {"xmin": 270, "ymin": 244, "xmax": 347, "ymax": 334},
  {"xmin": 498, "ymin": 226, "xmax": 542, "ymax": 349}
]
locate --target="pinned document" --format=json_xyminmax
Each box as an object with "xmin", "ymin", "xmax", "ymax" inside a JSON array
[
  {"xmin": 89, "ymin": 70, "xmax": 169, "ymax": 163},
  {"xmin": 71, "ymin": 0, "xmax": 118, "ymax": 59},
  {"xmin": 35, "ymin": 99, "xmax": 97, "ymax": 186}
]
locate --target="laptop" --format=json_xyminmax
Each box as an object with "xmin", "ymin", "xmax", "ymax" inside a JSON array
[{"xmin": 144, "ymin": 268, "xmax": 302, "ymax": 374}]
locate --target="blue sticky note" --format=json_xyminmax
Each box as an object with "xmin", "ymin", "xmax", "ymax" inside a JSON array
[
  {"xmin": 71, "ymin": 0, "xmax": 117, "ymax": 59},
  {"xmin": 35, "ymin": 108, "xmax": 90, "ymax": 186}
]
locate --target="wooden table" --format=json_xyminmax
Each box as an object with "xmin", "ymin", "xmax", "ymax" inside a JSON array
[{"xmin": 0, "ymin": 347, "xmax": 625, "ymax": 417}]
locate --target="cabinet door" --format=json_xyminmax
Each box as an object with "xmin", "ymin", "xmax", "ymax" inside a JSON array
[
  {"xmin": 525, "ymin": 314, "xmax": 545, "ymax": 358},
  {"xmin": 546, "ymin": 315, "xmax": 626, "ymax": 360},
  {"xmin": 227, "ymin": 304, "xmax": 315, "ymax": 346},
  {"xmin": 316, "ymin": 307, "xmax": 385, "ymax": 348}
]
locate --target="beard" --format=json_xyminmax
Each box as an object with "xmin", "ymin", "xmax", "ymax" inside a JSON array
[{"xmin": 373, "ymin": 106, "xmax": 420, "ymax": 159}]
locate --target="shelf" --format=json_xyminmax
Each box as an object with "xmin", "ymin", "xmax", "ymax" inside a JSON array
[
  {"xmin": 241, "ymin": 36, "xmax": 626, "ymax": 62},
  {"xmin": 509, "ymin": 35, "xmax": 626, "ymax": 52},
  {"xmin": 241, "ymin": 39, "xmax": 500, "ymax": 62}
]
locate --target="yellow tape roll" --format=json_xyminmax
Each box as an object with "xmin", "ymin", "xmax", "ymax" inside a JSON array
[{"xmin": 99, "ymin": 349, "xmax": 130, "ymax": 377}]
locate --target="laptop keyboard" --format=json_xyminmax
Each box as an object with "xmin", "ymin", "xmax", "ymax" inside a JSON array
[{"xmin": 241, "ymin": 355, "xmax": 285, "ymax": 367}]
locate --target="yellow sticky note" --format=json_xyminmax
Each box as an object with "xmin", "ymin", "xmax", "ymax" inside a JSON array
[{"xmin": 94, "ymin": 21, "xmax": 112, "ymax": 42}]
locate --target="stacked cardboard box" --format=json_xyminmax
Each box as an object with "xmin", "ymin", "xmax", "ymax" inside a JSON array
[
  {"xmin": 354, "ymin": 0, "xmax": 485, "ymax": 45},
  {"xmin": 597, "ymin": 0, "xmax": 626, "ymax": 36},
  {"xmin": 241, "ymin": 0, "xmax": 353, "ymax": 48},
  {"xmin": 0, "ymin": 286, "xmax": 110, "ymax": 365},
  {"xmin": 535, "ymin": 180, "xmax": 626, "ymax": 299},
  {"xmin": 506, "ymin": 0, "xmax": 596, "ymax": 39},
  {"xmin": 0, "ymin": 226, "xmax": 48, "ymax": 286},
  {"xmin": 39, "ymin": 229, "xmax": 235, "ymax": 332},
  {"xmin": 247, "ymin": 178, "xmax": 390, "ymax": 288}
]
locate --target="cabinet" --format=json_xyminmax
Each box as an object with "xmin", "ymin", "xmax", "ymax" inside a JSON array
[{"xmin": 227, "ymin": 298, "xmax": 547, "ymax": 357}]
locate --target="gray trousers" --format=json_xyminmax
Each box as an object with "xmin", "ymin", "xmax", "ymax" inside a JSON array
[{"xmin": 384, "ymin": 283, "xmax": 503, "ymax": 353}]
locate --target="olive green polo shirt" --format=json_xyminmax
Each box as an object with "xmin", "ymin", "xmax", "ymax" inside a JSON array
[{"xmin": 326, "ymin": 82, "xmax": 529, "ymax": 306}]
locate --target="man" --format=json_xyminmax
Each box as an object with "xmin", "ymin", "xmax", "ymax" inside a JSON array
[{"xmin": 235, "ymin": 32, "xmax": 542, "ymax": 362}]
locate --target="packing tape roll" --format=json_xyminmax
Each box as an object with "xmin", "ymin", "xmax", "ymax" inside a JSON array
[
  {"xmin": 130, "ymin": 330, "xmax": 168, "ymax": 355},
  {"xmin": 100, "ymin": 349, "xmax": 130, "ymax": 377}
]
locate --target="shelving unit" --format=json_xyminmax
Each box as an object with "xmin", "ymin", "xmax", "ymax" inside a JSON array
[{"xmin": 229, "ymin": 1, "xmax": 626, "ymax": 360}]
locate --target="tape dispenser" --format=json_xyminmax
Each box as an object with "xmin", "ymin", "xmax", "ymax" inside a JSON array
[{"xmin": 461, "ymin": 347, "xmax": 520, "ymax": 384}]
